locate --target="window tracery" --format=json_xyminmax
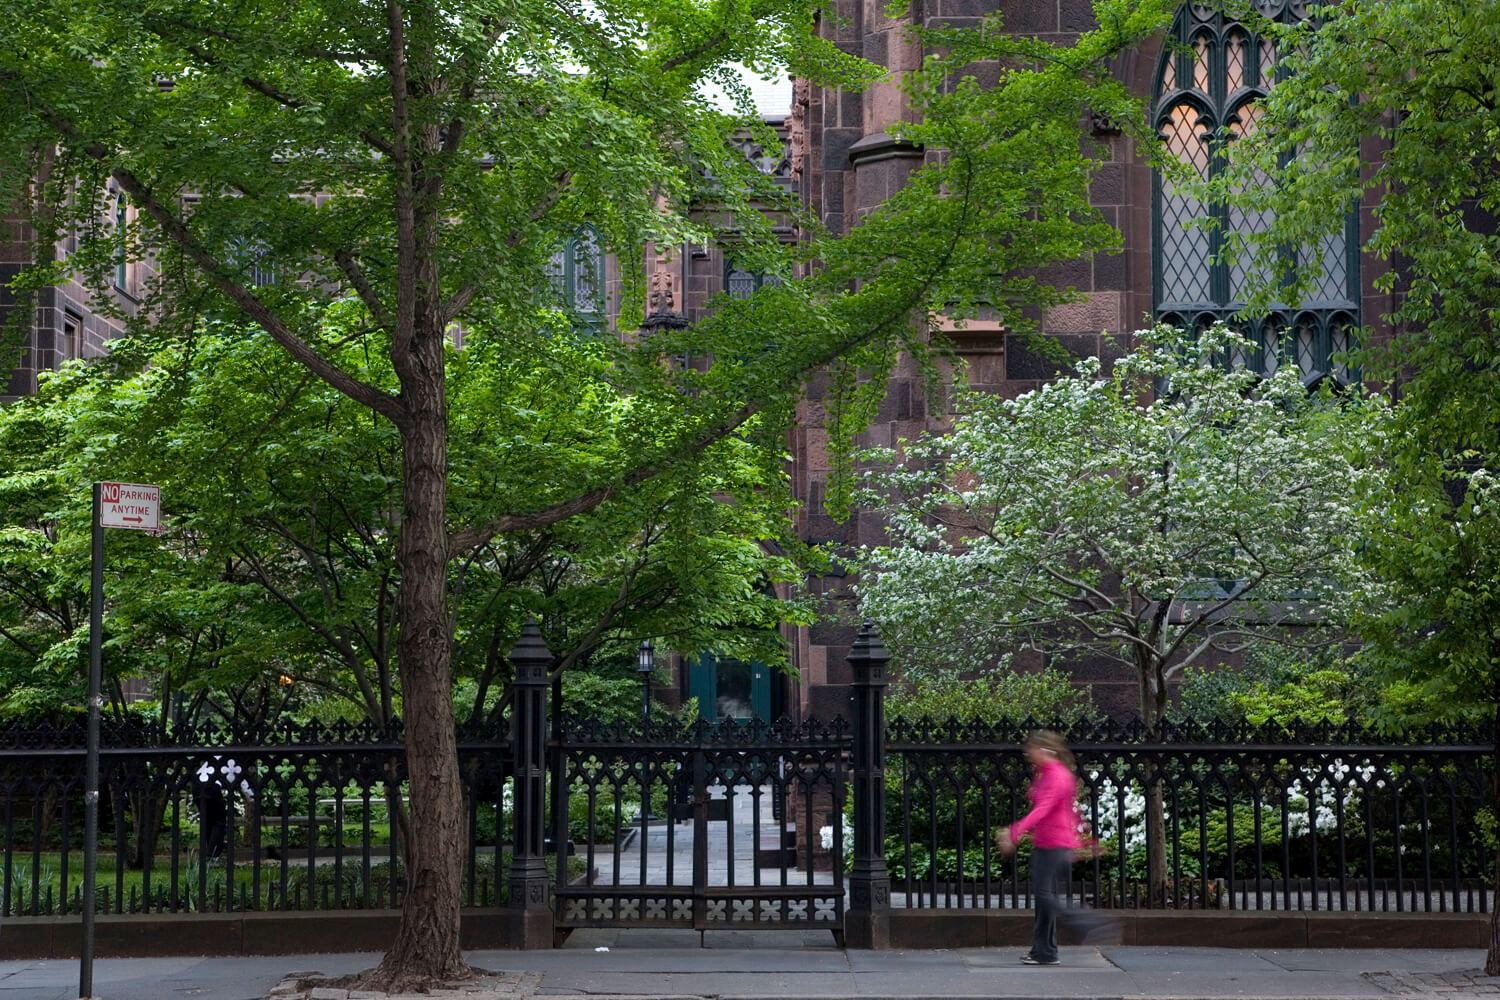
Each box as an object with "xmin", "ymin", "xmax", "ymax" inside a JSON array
[{"xmin": 1153, "ymin": 1, "xmax": 1358, "ymax": 385}]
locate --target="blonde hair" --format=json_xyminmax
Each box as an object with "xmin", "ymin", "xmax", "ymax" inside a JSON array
[{"xmin": 1024, "ymin": 729, "xmax": 1076, "ymax": 771}]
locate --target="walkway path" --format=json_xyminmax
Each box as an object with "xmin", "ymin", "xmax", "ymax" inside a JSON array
[
  {"xmin": 585, "ymin": 784, "xmax": 835, "ymax": 891},
  {"xmin": 4, "ymin": 938, "xmax": 1496, "ymax": 1000}
]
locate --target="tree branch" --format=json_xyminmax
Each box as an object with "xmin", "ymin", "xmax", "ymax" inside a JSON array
[
  {"xmin": 1038, "ymin": 560, "xmax": 1117, "ymax": 612},
  {"xmin": 504, "ymin": 170, "xmax": 574, "ymax": 250},
  {"xmin": 448, "ymin": 400, "xmax": 755, "ymax": 551},
  {"xmin": 235, "ymin": 546, "xmax": 357, "ymax": 660},
  {"xmin": 107, "ymin": 166, "xmax": 408, "ymax": 424},
  {"xmin": 0, "ymin": 76, "xmax": 401, "ymax": 420},
  {"xmin": 334, "ymin": 250, "xmax": 394, "ymax": 333},
  {"xmin": 146, "ymin": 18, "xmax": 398, "ymax": 159},
  {"xmin": 660, "ymin": 31, "xmax": 733, "ymax": 74},
  {"xmin": 0, "ymin": 622, "xmax": 39, "ymax": 657},
  {"xmin": 385, "ymin": 0, "xmax": 417, "ymax": 374},
  {"xmin": 169, "ymin": 36, "xmax": 305, "ymax": 111},
  {"xmin": 144, "ymin": 13, "xmax": 381, "ymax": 63},
  {"xmin": 1154, "ymin": 567, "xmax": 1273, "ymax": 667},
  {"xmin": 440, "ymin": 283, "xmax": 477, "ymax": 326}
]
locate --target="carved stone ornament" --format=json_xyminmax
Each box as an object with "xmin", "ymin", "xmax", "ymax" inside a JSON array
[
  {"xmin": 788, "ymin": 78, "xmax": 810, "ymax": 184},
  {"xmin": 648, "ymin": 243, "xmax": 678, "ymax": 315}
]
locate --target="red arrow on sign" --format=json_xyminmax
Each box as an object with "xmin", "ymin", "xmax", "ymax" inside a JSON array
[{"xmin": 123, "ymin": 516, "xmax": 142, "ymax": 523}]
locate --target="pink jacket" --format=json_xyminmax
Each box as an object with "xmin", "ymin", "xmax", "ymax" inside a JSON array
[{"xmin": 1009, "ymin": 759, "xmax": 1083, "ymax": 850}]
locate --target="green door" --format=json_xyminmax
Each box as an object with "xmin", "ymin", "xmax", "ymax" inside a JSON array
[{"xmin": 688, "ymin": 653, "xmax": 773, "ymax": 721}]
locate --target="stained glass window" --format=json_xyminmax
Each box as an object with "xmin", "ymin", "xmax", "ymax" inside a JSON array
[
  {"xmin": 726, "ymin": 264, "xmax": 759, "ymax": 299},
  {"xmin": 1153, "ymin": 0, "xmax": 1359, "ymax": 385}
]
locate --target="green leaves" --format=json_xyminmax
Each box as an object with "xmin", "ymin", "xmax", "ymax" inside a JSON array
[
  {"xmin": 0, "ymin": 314, "xmax": 816, "ymax": 724},
  {"xmin": 1212, "ymin": 0, "xmax": 1500, "ymax": 728},
  {"xmin": 858, "ymin": 323, "xmax": 1388, "ymax": 722},
  {"xmin": 1220, "ymin": 0, "xmax": 1500, "ymax": 458}
]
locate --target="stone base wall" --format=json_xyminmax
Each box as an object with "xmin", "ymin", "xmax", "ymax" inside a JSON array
[{"xmin": 0, "ymin": 908, "xmax": 1484, "ymax": 957}]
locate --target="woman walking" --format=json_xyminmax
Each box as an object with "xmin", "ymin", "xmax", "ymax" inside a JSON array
[{"xmin": 997, "ymin": 729, "xmax": 1108, "ymax": 966}]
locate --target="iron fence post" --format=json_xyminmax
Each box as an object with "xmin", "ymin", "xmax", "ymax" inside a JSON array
[
  {"xmin": 846, "ymin": 620, "xmax": 891, "ymax": 948},
  {"xmin": 508, "ymin": 620, "xmax": 553, "ymax": 948}
]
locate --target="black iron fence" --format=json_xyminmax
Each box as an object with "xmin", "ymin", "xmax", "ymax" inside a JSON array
[
  {"xmin": 887, "ymin": 717, "xmax": 1495, "ymax": 914},
  {"xmin": 0, "ymin": 717, "xmax": 512, "ymax": 916},
  {"xmin": 0, "ymin": 643, "xmax": 1492, "ymax": 929},
  {"xmin": 552, "ymin": 714, "xmax": 851, "ymax": 932}
]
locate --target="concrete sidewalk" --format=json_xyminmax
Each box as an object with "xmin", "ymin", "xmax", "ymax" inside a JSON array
[{"xmin": 1, "ymin": 930, "xmax": 1495, "ymax": 1000}]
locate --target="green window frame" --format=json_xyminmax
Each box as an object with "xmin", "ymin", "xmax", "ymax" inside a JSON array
[
  {"xmin": 113, "ymin": 192, "xmax": 128, "ymax": 291},
  {"xmin": 688, "ymin": 652, "xmax": 774, "ymax": 722},
  {"xmin": 546, "ymin": 225, "xmax": 605, "ymax": 335}
]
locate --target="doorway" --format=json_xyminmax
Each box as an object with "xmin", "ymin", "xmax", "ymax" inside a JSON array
[{"xmin": 688, "ymin": 653, "xmax": 775, "ymax": 721}]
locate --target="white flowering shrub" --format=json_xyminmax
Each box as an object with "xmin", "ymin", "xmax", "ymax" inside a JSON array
[
  {"xmin": 857, "ymin": 323, "xmax": 1389, "ymax": 728},
  {"xmin": 818, "ymin": 822, "xmax": 854, "ymax": 858},
  {"xmin": 1281, "ymin": 760, "xmax": 1379, "ymax": 836},
  {"xmin": 1087, "ymin": 772, "xmax": 1147, "ymax": 856},
  {"xmin": 1079, "ymin": 757, "xmax": 1380, "ymax": 881}
]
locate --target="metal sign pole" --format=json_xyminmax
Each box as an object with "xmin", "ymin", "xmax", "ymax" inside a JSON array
[{"xmin": 81, "ymin": 482, "xmax": 103, "ymax": 999}]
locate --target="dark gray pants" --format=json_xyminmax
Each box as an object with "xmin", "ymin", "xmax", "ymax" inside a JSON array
[{"xmin": 1030, "ymin": 847, "xmax": 1111, "ymax": 961}]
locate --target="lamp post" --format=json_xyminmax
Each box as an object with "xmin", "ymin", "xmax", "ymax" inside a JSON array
[
  {"xmin": 637, "ymin": 639, "xmax": 655, "ymax": 723},
  {"xmin": 638, "ymin": 639, "xmax": 656, "ymax": 823}
]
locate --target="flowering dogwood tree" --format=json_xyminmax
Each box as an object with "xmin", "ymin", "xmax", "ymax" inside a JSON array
[{"xmin": 857, "ymin": 324, "xmax": 1388, "ymax": 898}]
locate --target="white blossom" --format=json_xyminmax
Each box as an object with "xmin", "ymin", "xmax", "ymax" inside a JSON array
[{"xmin": 856, "ymin": 323, "xmax": 1390, "ymax": 719}]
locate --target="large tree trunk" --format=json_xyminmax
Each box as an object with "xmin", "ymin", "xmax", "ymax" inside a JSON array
[
  {"xmin": 369, "ymin": 323, "xmax": 472, "ymax": 988},
  {"xmin": 363, "ymin": 10, "xmax": 475, "ymax": 979}
]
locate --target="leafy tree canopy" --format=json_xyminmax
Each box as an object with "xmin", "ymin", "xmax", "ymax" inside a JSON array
[
  {"xmin": 0, "ymin": 0, "xmax": 1175, "ymax": 981},
  {"xmin": 0, "ymin": 316, "xmax": 812, "ymax": 726}
]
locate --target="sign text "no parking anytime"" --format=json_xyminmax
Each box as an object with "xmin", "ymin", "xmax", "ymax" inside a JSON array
[{"xmin": 99, "ymin": 482, "xmax": 160, "ymax": 531}]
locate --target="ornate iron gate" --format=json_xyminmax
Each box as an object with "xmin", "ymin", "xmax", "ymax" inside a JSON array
[{"xmin": 551, "ymin": 715, "xmax": 850, "ymax": 939}]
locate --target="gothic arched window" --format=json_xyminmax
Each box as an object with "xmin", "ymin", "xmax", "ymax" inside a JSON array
[
  {"xmin": 1153, "ymin": 1, "xmax": 1358, "ymax": 384},
  {"xmin": 545, "ymin": 225, "xmax": 605, "ymax": 335}
]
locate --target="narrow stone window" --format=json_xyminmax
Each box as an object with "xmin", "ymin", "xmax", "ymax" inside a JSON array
[
  {"xmin": 113, "ymin": 192, "xmax": 128, "ymax": 292},
  {"xmin": 62, "ymin": 312, "xmax": 81, "ymax": 365}
]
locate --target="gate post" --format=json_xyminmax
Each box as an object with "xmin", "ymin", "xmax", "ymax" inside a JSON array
[
  {"xmin": 508, "ymin": 620, "xmax": 553, "ymax": 948},
  {"xmin": 846, "ymin": 620, "xmax": 891, "ymax": 948}
]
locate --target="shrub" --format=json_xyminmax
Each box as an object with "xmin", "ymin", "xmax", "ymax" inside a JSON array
[
  {"xmin": 1172, "ymin": 646, "xmax": 1375, "ymax": 728},
  {"xmin": 563, "ymin": 672, "xmax": 649, "ymax": 730},
  {"xmin": 887, "ymin": 664, "xmax": 1102, "ymax": 726}
]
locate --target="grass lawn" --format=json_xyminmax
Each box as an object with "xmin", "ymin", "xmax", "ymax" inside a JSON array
[{"xmin": 4, "ymin": 848, "xmax": 583, "ymax": 915}]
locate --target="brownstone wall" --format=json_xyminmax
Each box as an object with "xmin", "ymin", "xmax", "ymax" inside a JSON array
[
  {"xmin": 787, "ymin": 0, "xmax": 1177, "ymax": 719},
  {"xmin": 2, "ymin": 199, "xmax": 139, "ymax": 399}
]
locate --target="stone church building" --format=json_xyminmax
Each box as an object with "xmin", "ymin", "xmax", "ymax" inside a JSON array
[{"xmin": 1, "ymin": 0, "xmax": 1379, "ymax": 722}]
